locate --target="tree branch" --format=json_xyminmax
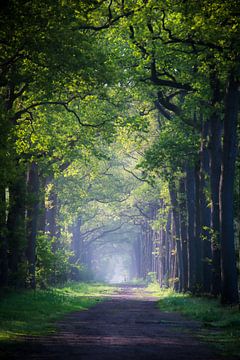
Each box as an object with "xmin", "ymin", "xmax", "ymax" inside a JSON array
[
  {"xmin": 135, "ymin": 204, "xmax": 152, "ymax": 219},
  {"xmin": 85, "ymin": 221, "xmax": 128, "ymax": 247},
  {"xmin": 123, "ymin": 165, "xmax": 148, "ymax": 183},
  {"xmin": 89, "ymin": 194, "xmax": 131, "ymax": 204},
  {"xmin": 12, "ymin": 100, "xmax": 107, "ymax": 127},
  {"xmin": 157, "ymin": 90, "xmax": 181, "ymax": 115},
  {"xmin": 154, "ymin": 100, "xmax": 172, "ymax": 120},
  {"xmin": 161, "ymin": 9, "xmax": 224, "ymax": 52},
  {"xmin": 73, "ymin": 9, "xmax": 135, "ymax": 31},
  {"xmin": 150, "ymin": 58, "xmax": 192, "ymax": 91}
]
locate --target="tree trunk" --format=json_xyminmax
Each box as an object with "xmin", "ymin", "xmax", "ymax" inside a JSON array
[
  {"xmin": 7, "ymin": 169, "xmax": 27, "ymax": 286},
  {"xmin": 199, "ymin": 118, "xmax": 212, "ymax": 293},
  {"xmin": 220, "ymin": 73, "xmax": 239, "ymax": 305},
  {"xmin": 209, "ymin": 116, "xmax": 222, "ymax": 297},
  {"xmin": 165, "ymin": 211, "xmax": 171, "ymax": 288},
  {"xmin": 45, "ymin": 179, "xmax": 60, "ymax": 253},
  {"xmin": 179, "ymin": 177, "xmax": 189, "ymax": 292},
  {"xmin": 169, "ymin": 212, "xmax": 175, "ymax": 287},
  {"xmin": 134, "ymin": 235, "xmax": 142, "ymax": 279},
  {"xmin": 26, "ymin": 162, "xmax": 39, "ymax": 290},
  {"xmin": 209, "ymin": 76, "xmax": 222, "ymax": 297},
  {"xmin": 0, "ymin": 185, "xmax": 8, "ymax": 286},
  {"xmin": 186, "ymin": 165, "xmax": 196, "ymax": 292},
  {"xmin": 195, "ymin": 161, "xmax": 203, "ymax": 292},
  {"xmin": 169, "ymin": 181, "xmax": 183, "ymax": 292},
  {"xmin": 72, "ymin": 217, "xmax": 82, "ymax": 262},
  {"xmin": 45, "ymin": 182, "xmax": 58, "ymax": 238},
  {"xmin": 38, "ymin": 175, "xmax": 47, "ymax": 233}
]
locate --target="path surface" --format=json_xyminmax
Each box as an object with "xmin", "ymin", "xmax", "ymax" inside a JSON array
[{"xmin": 4, "ymin": 286, "xmax": 227, "ymax": 359}]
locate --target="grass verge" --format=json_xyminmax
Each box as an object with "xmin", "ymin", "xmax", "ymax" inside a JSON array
[
  {"xmin": 0, "ymin": 282, "xmax": 116, "ymax": 342},
  {"xmin": 147, "ymin": 282, "xmax": 240, "ymax": 358}
]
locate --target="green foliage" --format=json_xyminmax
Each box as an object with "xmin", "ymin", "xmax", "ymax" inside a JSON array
[
  {"xmin": 36, "ymin": 233, "xmax": 74, "ymax": 287},
  {"xmin": 0, "ymin": 0, "xmax": 239, "ymax": 308},
  {"xmin": 139, "ymin": 119, "xmax": 199, "ymax": 181}
]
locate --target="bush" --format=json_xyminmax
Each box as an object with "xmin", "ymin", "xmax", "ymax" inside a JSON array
[{"xmin": 36, "ymin": 233, "xmax": 73, "ymax": 287}]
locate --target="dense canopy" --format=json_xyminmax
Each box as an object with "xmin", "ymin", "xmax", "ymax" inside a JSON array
[{"xmin": 0, "ymin": 0, "xmax": 239, "ymax": 305}]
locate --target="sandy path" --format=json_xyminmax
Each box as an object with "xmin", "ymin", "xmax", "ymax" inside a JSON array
[{"xmin": 2, "ymin": 286, "xmax": 230, "ymax": 359}]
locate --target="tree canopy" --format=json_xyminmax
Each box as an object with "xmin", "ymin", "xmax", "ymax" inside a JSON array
[{"xmin": 0, "ymin": 0, "xmax": 239, "ymax": 305}]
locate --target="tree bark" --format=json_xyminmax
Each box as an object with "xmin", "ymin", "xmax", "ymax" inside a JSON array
[
  {"xmin": 199, "ymin": 118, "xmax": 212, "ymax": 293},
  {"xmin": 165, "ymin": 211, "xmax": 171, "ymax": 288},
  {"xmin": 209, "ymin": 76, "xmax": 222, "ymax": 297},
  {"xmin": 7, "ymin": 169, "xmax": 27, "ymax": 286},
  {"xmin": 169, "ymin": 181, "xmax": 183, "ymax": 292},
  {"xmin": 45, "ymin": 182, "xmax": 58, "ymax": 238},
  {"xmin": 72, "ymin": 217, "xmax": 82, "ymax": 262},
  {"xmin": 194, "ymin": 162, "xmax": 203, "ymax": 292},
  {"xmin": 37, "ymin": 175, "xmax": 47, "ymax": 233},
  {"xmin": 26, "ymin": 162, "xmax": 39, "ymax": 290},
  {"xmin": 0, "ymin": 185, "xmax": 8, "ymax": 286},
  {"xmin": 179, "ymin": 177, "xmax": 189, "ymax": 292},
  {"xmin": 186, "ymin": 165, "xmax": 196, "ymax": 292},
  {"xmin": 45, "ymin": 179, "xmax": 60, "ymax": 253},
  {"xmin": 220, "ymin": 72, "xmax": 239, "ymax": 305}
]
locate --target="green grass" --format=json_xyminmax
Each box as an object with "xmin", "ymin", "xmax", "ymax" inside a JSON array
[
  {"xmin": 147, "ymin": 282, "xmax": 240, "ymax": 357},
  {"xmin": 0, "ymin": 282, "xmax": 116, "ymax": 342}
]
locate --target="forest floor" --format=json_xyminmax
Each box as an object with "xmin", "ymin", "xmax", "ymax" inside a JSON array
[{"xmin": 1, "ymin": 285, "xmax": 238, "ymax": 360}]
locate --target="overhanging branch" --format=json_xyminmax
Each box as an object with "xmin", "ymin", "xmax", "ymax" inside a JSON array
[{"xmin": 12, "ymin": 100, "xmax": 106, "ymax": 128}]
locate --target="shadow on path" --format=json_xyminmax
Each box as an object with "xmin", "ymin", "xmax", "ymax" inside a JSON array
[{"xmin": 0, "ymin": 286, "xmax": 232, "ymax": 360}]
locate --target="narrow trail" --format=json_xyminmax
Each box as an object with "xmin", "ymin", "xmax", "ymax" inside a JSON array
[{"xmin": 5, "ymin": 286, "xmax": 227, "ymax": 359}]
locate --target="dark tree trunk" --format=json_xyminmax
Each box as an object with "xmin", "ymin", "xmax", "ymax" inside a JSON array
[
  {"xmin": 161, "ymin": 225, "xmax": 167, "ymax": 286},
  {"xmin": 209, "ymin": 76, "xmax": 222, "ymax": 297},
  {"xmin": 132, "ymin": 238, "xmax": 140, "ymax": 279},
  {"xmin": 209, "ymin": 118, "xmax": 222, "ymax": 296},
  {"xmin": 220, "ymin": 73, "xmax": 239, "ymax": 305},
  {"xmin": 134, "ymin": 235, "xmax": 142, "ymax": 279},
  {"xmin": 165, "ymin": 211, "xmax": 171, "ymax": 287},
  {"xmin": 171, "ymin": 220, "xmax": 179, "ymax": 291},
  {"xmin": 26, "ymin": 162, "xmax": 39, "ymax": 290},
  {"xmin": 38, "ymin": 176, "xmax": 47, "ymax": 233},
  {"xmin": 0, "ymin": 185, "xmax": 8, "ymax": 286},
  {"xmin": 45, "ymin": 179, "xmax": 60, "ymax": 253},
  {"xmin": 199, "ymin": 119, "xmax": 212, "ymax": 293},
  {"xmin": 72, "ymin": 217, "xmax": 82, "ymax": 262},
  {"xmin": 169, "ymin": 212, "xmax": 176, "ymax": 287},
  {"xmin": 45, "ymin": 183, "xmax": 58, "ymax": 238},
  {"xmin": 195, "ymin": 162, "xmax": 203, "ymax": 292},
  {"xmin": 142, "ymin": 221, "xmax": 148, "ymax": 279},
  {"xmin": 179, "ymin": 177, "xmax": 189, "ymax": 292},
  {"xmin": 186, "ymin": 165, "xmax": 196, "ymax": 292},
  {"xmin": 139, "ymin": 231, "xmax": 144, "ymax": 279},
  {"xmin": 169, "ymin": 181, "xmax": 183, "ymax": 292},
  {"xmin": 7, "ymin": 169, "xmax": 27, "ymax": 286}
]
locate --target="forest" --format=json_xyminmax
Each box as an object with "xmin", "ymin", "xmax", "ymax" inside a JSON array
[{"xmin": 0, "ymin": 2, "xmax": 240, "ymax": 355}]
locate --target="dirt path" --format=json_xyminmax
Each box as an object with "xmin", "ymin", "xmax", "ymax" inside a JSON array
[{"xmin": 3, "ymin": 286, "xmax": 230, "ymax": 359}]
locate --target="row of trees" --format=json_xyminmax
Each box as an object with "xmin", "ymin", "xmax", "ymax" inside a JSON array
[
  {"xmin": 127, "ymin": 0, "xmax": 240, "ymax": 305},
  {"xmin": 0, "ymin": 0, "xmax": 119, "ymax": 287},
  {"xmin": 0, "ymin": 0, "xmax": 239, "ymax": 305}
]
